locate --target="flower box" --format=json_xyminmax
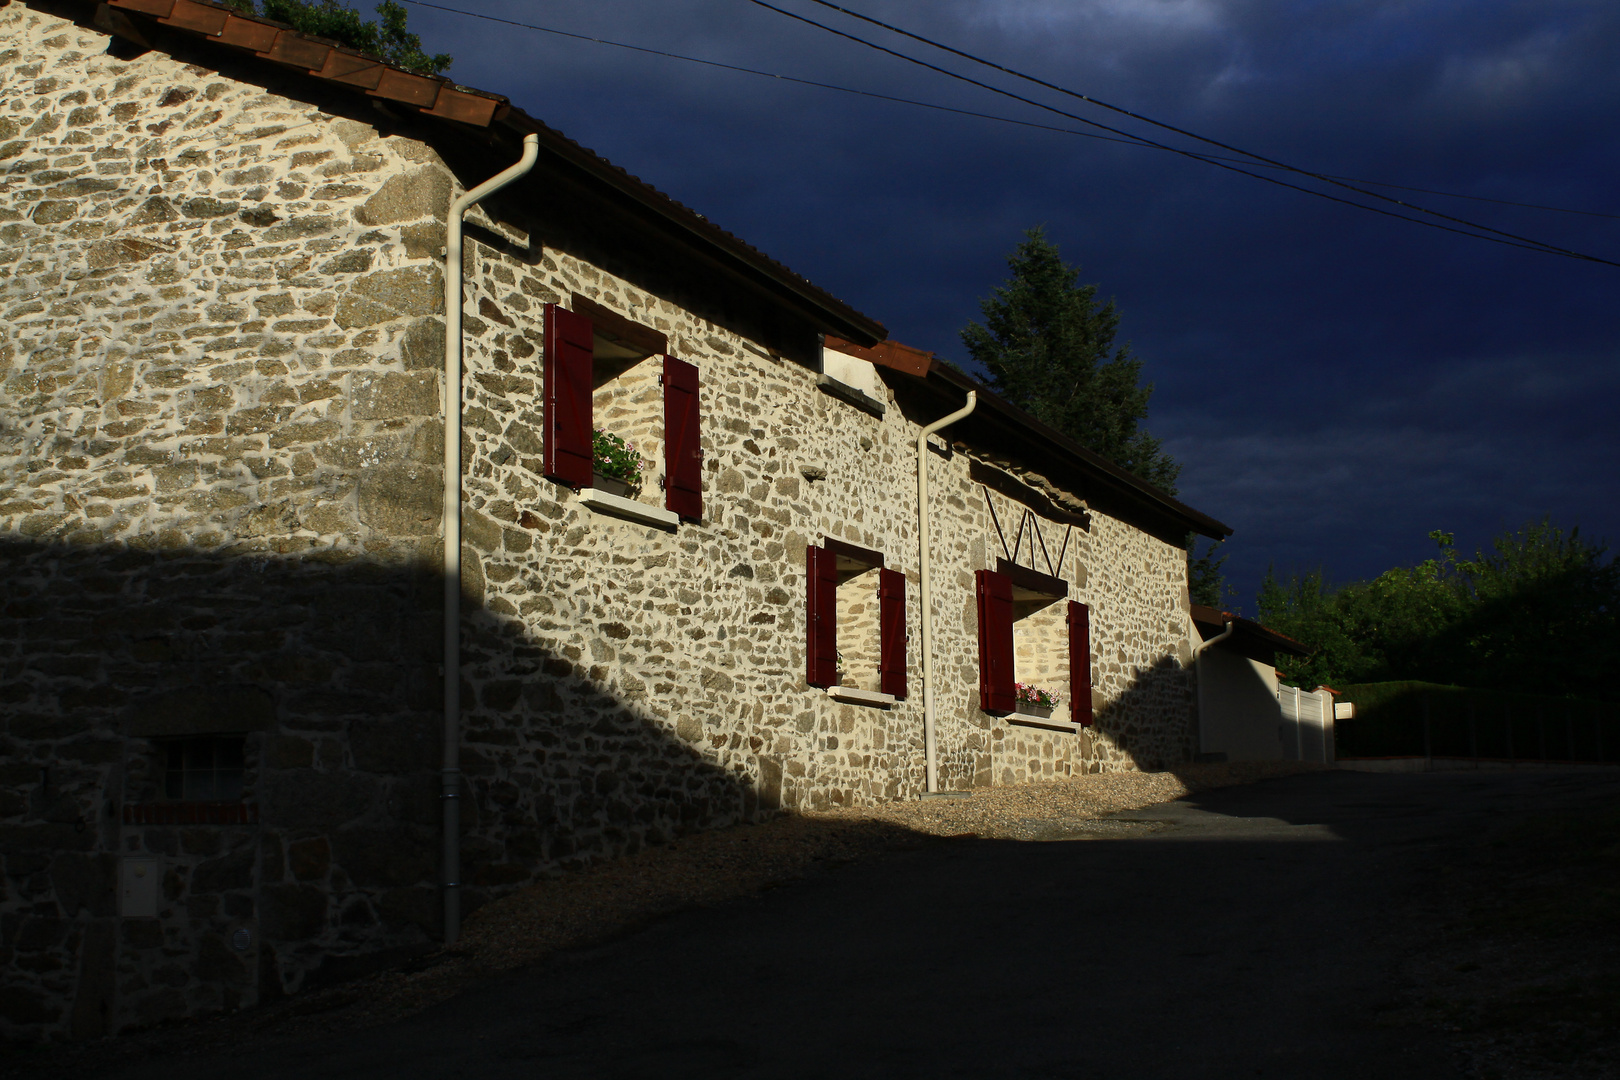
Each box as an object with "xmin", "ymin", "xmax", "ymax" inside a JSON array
[
  {"xmin": 592, "ymin": 429, "xmax": 644, "ymax": 498},
  {"xmin": 591, "ymin": 471, "xmax": 634, "ymax": 499},
  {"xmin": 1014, "ymin": 683, "xmax": 1059, "ymax": 719}
]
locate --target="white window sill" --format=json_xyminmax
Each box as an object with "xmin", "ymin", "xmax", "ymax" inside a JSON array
[
  {"xmin": 816, "ymin": 374, "xmax": 887, "ymax": 416},
  {"xmin": 577, "ymin": 488, "xmax": 680, "ymax": 530},
  {"xmin": 1007, "ymin": 713, "xmax": 1089, "ymax": 733},
  {"xmin": 827, "ymin": 686, "xmax": 896, "ymax": 708}
]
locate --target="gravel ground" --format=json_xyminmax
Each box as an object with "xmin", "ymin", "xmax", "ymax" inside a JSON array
[{"xmin": 6, "ymin": 761, "xmax": 1319, "ymax": 1077}]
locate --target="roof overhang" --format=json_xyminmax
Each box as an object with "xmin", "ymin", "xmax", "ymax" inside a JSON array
[
  {"xmin": 1191, "ymin": 604, "xmax": 1312, "ymax": 663},
  {"xmin": 840, "ymin": 336, "xmax": 1233, "ymax": 543},
  {"xmin": 83, "ymin": 0, "xmax": 888, "ymax": 346}
]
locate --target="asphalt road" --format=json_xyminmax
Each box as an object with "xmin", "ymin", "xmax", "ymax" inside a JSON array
[{"xmin": 96, "ymin": 769, "xmax": 1620, "ymax": 1080}]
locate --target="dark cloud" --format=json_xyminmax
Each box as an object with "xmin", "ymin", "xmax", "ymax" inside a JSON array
[{"xmin": 408, "ymin": 0, "xmax": 1620, "ymax": 601}]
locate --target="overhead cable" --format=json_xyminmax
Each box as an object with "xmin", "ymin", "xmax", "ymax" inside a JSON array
[
  {"xmin": 793, "ymin": 0, "xmax": 1614, "ymax": 246},
  {"xmin": 397, "ymin": 1, "xmax": 1620, "ymax": 253},
  {"xmin": 758, "ymin": 0, "xmax": 1618, "ymax": 267}
]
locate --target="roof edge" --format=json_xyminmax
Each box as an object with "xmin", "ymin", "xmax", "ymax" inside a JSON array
[
  {"xmin": 83, "ymin": 0, "xmax": 888, "ymax": 345},
  {"xmin": 859, "ymin": 342, "xmax": 1231, "ymax": 540}
]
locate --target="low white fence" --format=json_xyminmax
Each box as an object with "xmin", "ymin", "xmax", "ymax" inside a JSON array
[{"xmin": 1279, "ymin": 684, "xmax": 1335, "ymax": 764}]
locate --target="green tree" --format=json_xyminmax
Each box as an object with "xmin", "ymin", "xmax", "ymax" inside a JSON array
[
  {"xmin": 1442, "ymin": 520, "xmax": 1620, "ymax": 697},
  {"xmin": 225, "ymin": 0, "xmax": 452, "ymax": 75},
  {"xmin": 1257, "ymin": 520, "xmax": 1620, "ymax": 699},
  {"xmin": 1188, "ymin": 536, "xmax": 1232, "ymax": 609},
  {"xmin": 1257, "ymin": 566, "xmax": 1380, "ymax": 690},
  {"xmin": 961, "ymin": 227, "xmax": 1180, "ymax": 492}
]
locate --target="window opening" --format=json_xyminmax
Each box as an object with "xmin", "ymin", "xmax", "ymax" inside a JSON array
[
  {"xmin": 163, "ymin": 736, "xmax": 246, "ymax": 801},
  {"xmin": 818, "ymin": 339, "xmax": 888, "ymax": 416},
  {"xmin": 978, "ymin": 563, "xmax": 1091, "ymax": 725},
  {"xmin": 836, "ymin": 558, "xmax": 881, "ymax": 690},
  {"xmin": 582, "ymin": 295, "xmax": 665, "ymax": 505},
  {"xmin": 1013, "ymin": 585, "xmax": 1067, "ymax": 714},
  {"xmin": 807, "ymin": 540, "xmax": 906, "ymax": 698},
  {"xmin": 543, "ymin": 298, "xmax": 701, "ymax": 521}
]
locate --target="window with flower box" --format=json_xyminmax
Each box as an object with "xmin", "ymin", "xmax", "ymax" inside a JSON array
[
  {"xmin": 976, "ymin": 562, "xmax": 1092, "ymax": 727},
  {"xmin": 806, "ymin": 539, "xmax": 907, "ymax": 705},
  {"xmin": 542, "ymin": 296, "xmax": 701, "ymax": 526}
]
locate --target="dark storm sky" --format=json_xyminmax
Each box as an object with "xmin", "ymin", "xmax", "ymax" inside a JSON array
[{"xmin": 403, "ymin": 0, "xmax": 1620, "ymax": 606}]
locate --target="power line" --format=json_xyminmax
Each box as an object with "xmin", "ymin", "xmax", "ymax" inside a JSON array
[
  {"xmin": 397, "ymin": 2, "xmax": 1619, "ymax": 240},
  {"xmin": 397, "ymin": 0, "xmax": 1176, "ymax": 149},
  {"xmin": 762, "ymin": 0, "xmax": 1619, "ymax": 267},
  {"xmin": 1301, "ymin": 177, "xmax": 1616, "ymax": 220}
]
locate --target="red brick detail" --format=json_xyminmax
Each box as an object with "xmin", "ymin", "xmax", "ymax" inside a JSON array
[
  {"xmin": 123, "ymin": 802, "xmax": 259, "ymax": 826},
  {"xmin": 108, "ymin": 0, "xmax": 177, "ymax": 17},
  {"xmin": 258, "ymin": 32, "xmax": 331, "ymax": 70},
  {"xmin": 422, "ymin": 90, "xmax": 503, "ymax": 127},
  {"xmin": 369, "ymin": 68, "xmax": 443, "ymax": 108},
  {"xmin": 215, "ymin": 15, "xmax": 282, "ymax": 52},
  {"xmin": 316, "ymin": 50, "xmax": 386, "ymax": 90},
  {"xmin": 158, "ymin": 0, "xmax": 228, "ymax": 35}
]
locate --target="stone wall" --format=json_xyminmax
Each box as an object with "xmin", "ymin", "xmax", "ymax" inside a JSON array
[
  {"xmin": 1, "ymin": 2, "xmax": 459, "ymax": 1040},
  {"xmin": 1, "ymin": 0, "xmax": 1201, "ymax": 1045}
]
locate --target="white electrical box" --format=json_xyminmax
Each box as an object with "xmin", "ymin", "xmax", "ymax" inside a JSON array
[
  {"xmin": 1334, "ymin": 702, "xmax": 1355, "ymax": 720},
  {"xmin": 121, "ymin": 856, "xmax": 160, "ymax": 918}
]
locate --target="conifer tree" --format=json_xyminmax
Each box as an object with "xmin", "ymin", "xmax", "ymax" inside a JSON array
[{"xmin": 961, "ymin": 227, "xmax": 1179, "ymax": 492}]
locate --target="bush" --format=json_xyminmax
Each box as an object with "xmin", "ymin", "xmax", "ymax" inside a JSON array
[
  {"xmin": 1335, "ymin": 681, "xmax": 1620, "ymax": 761},
  {"xmin": 226, "ymin": 0, "xmax": 452, "ymax": 75}
]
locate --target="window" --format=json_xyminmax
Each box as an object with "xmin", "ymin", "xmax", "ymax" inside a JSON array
[
  {"xmin": 976, "ymin": 562, "xmax": 1092, "ymax": 726},
  {"xmin": 542, "ymin": 297, "xmax": 702, "ymax": 523},
  {"xmin": 818, "ymin": 339, "xmax": 887, "ymax": 416},
  {"xmin": 163, "ymin": 736, "xmax": 246, "ymax": 801},
  {"xmin": 806, "ymin": 540, "xmax": 907, "ymax": 701}
]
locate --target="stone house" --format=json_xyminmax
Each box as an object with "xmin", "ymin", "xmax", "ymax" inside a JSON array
[{"xmin": 0, "ymin": 0, "xmax": 1230, "ymax": 1043}]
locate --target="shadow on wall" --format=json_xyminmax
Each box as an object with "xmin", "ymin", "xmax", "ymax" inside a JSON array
[
  {"xmin": 1095, "ymin": 654, "xmax": 1198, "ymax": 773},
  {"xmin": 0, "ymin": 535, "xmax": 756, "ymax": 1039},
  {"xmin": 1089, "ymin": 655, "xmax": 1197, "ymax": 773},
  {"xmin": 986, "ymin": 654, "xmax": 1195, "ymax": 784}
]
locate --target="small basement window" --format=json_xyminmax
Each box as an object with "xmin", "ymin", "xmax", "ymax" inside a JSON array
[
  {"xmin": 806, "ymin": 539, "xmax": 907, "ymax": 701},
  {"xmin": 541, "ymin": 296, "xmax": 701, "ymax": 523},
  {"xmin": 163, "ymin": 736, "xmax": 246, "ymax": 801}
]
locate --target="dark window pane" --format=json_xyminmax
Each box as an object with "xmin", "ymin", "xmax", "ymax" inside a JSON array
[
  {"xmin": 160, "ymin": 736, "xmax": 247, "ymax": 802},
  {"xmin": 216, "ymin": 770, "xmax": 244, "ymax": 801},
  {"xmin": 215, "ymin": 740, "xmax": 244, "ymax": 770}
]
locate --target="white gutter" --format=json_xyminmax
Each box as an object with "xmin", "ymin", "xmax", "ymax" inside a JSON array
[
  {"xmin": 916, "ymin": 391, "xmax": 977, "ymax": 794},
  {"xmin": 1191, "ymin": 616, "xmax": 1234, "ymax": 756},
  {"xmin": 441, "ymin": 134, "xmax": 538, "ymax": 946}
]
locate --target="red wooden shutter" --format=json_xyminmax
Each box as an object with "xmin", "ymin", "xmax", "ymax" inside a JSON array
[
  {"xmin": 542, "ymin": 303, "xmax": 594, "ymax": 487},
  {"xmin": 976, "ymin": 569, "xmax": 1015, "ymax": 714},
  {"xmin": 879, "ymin": 567, "xmax": 907, "ymax": 699},
  {"xmin": 805, "ymin": 545, "xmax": 838, "ymax": 688},
  {"xmin": 663, "ymin": 356, "xmax": 702, "ymax": 521},
  {"xmin": 1068, "ymin": 600, "xmax": 1093, "ymax": 726}
]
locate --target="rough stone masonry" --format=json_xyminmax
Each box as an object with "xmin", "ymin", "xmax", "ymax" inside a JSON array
[{"xmin": 0, "ymin": 0, "xmax": 1207, "ymax": 1044}]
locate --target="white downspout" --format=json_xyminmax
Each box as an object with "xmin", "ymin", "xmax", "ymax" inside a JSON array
[
  {"xmin": 917, "ymin": 391, "xmax": 977, "ymax": 794},
  {"xmin": 1191, "ymin": 617, "xmax": 1234, "ymax": 756},
  {"xmin": 442, "ymin": 133, "xmax": 538, "ymax": 946}
]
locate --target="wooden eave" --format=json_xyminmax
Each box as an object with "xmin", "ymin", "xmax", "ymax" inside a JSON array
[
  {"xmin": 1191, "ymin": 604, "xmax": 1313, "ymax": 660},
  {"xmin": 869, "ymin": 346, "xmax": 1232, "ymax": 543}
]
